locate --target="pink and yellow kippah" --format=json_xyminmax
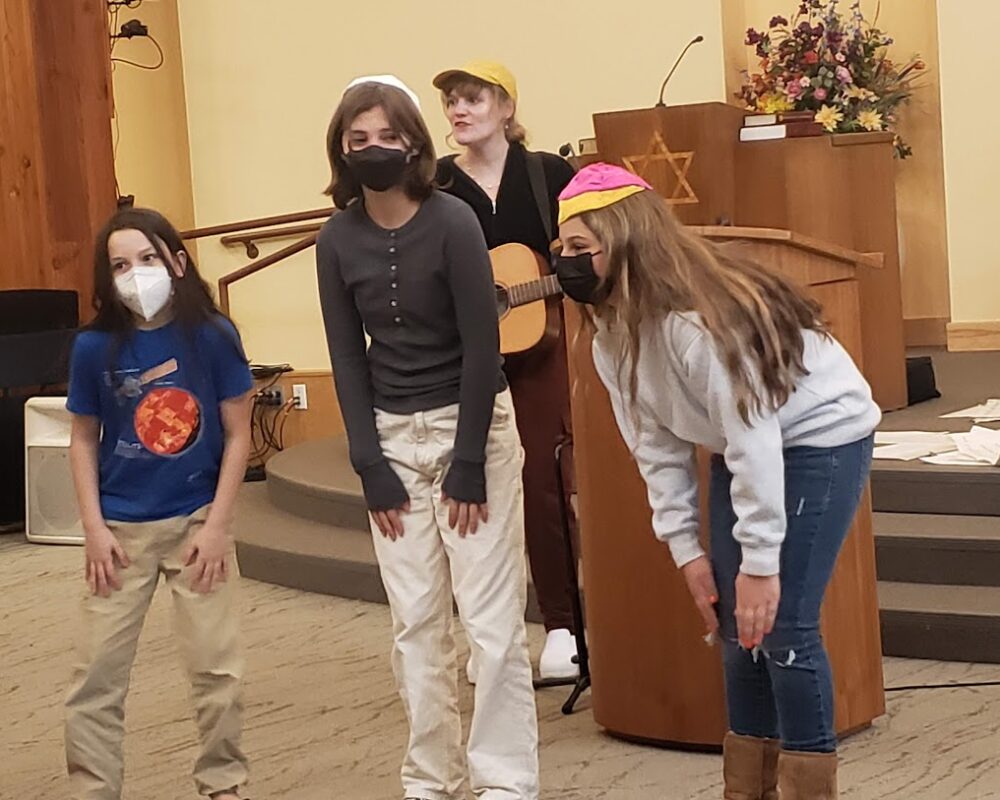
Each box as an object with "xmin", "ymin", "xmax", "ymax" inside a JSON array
[{"xmin": 557, "ymin": 163, "xmax": 653, "ymax": 225}]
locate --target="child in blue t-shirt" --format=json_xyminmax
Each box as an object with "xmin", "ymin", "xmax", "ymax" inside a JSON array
[{"xmin": 64, "ymin": 207, "xmax": 253, "ymax": 800}]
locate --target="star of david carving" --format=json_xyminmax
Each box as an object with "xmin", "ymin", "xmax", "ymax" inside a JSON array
[{"xmin": 622, "ymin": 131, "xmax": 698, "ymax": 205}]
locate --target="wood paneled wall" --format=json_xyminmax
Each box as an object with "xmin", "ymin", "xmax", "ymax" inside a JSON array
[{"xmin": 0, "ymin": 0, "xmax": 117, "ymax": 319}]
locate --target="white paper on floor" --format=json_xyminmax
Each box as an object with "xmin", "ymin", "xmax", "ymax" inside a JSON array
[
  {"xmin": 921, "ymin": 451, "xmax": 984, "ymax": 466},
  {"xmin": 873, "ymin": 431, "xmax": 958, "ymax": 461},
  {"xmin": 918, "ymin": 426, "xmax": 1000, "ymax": 467},
  {"xmin": 874, "ymin": 431, "xmax": 956, "ymax": 448},
  {"xmin": 941, "ymin": 399, "xmax": 1000, "ymax": 422},
  {"xmin": 873, "ymin": 443, "xmax": 945, "ymax": 461}
]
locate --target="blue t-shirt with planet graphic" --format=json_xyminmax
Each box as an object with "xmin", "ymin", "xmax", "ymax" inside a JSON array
[{"xmin": 68, "ymin": 318, "xmax": 252, "ymax": 522}]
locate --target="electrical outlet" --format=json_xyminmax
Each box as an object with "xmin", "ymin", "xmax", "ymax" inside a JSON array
[{"xmin": 292, "ymin": 383, "xmax": 308, "ymax": 410}]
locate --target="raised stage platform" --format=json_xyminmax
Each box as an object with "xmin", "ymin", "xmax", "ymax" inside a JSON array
[
  {"xmin": 234, "ymin": 348, "xmax": 1000, "ymax": 663},
  {"xmin": 237, "ymin": 436, "xmax": 546, "ymax": 623}
]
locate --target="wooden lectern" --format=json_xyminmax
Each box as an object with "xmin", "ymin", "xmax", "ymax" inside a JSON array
[
  {"xmin": 592, "ymin": 102, "xmax": 906, "ymax": 411},
  {"xmin": 566, "ymin": 228, "xmax": 885, "ymax": 748}
]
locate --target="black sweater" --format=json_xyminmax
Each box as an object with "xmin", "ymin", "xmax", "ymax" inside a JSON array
[
  {"xmin": 316, "ymin": 191, "xmax": 506, "ymax": 509},
  {"xmin": 436, "ymin": 143, "xmax": 576, "ymax": 258}
]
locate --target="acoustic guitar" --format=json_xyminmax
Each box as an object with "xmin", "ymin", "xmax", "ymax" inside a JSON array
[{"xmin": 490, "ymin": 243, "xmax": 564, "ymax": 355}]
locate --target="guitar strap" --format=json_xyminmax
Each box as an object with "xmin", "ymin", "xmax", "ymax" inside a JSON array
[{"xmin": 524, "ymin": 151, "xmax": 553, "ymax": 248}]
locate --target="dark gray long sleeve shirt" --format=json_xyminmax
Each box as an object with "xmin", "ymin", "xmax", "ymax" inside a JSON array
[{"xmin": 316, "ymin": 190, "xmax": 506, "ymax": 508}]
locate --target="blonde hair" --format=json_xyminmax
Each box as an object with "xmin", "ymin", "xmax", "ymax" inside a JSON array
[
  {"xmin": 579, "ymin": 191, "xmax": 828, "ymax": 423},
  {"xmin": 439, "ymin": 76, "xmax": 527, "ymax": 144}
]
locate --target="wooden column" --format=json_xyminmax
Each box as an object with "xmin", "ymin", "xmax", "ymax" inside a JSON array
[{"xmin": 0, "ymin": 0, "xmax": 117, "ymax": 319}]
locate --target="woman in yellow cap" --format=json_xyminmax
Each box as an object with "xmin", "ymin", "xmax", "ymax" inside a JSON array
[
  {"xmin": 553, "ymin": 163, "xmax": 880, "ymax": 800},
  {"xmin": 433, "ymin": 60, "xmax": 580, "ymax": 683}
]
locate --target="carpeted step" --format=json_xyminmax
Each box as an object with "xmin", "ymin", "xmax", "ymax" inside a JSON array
[
  {"xmin": 265, "ymin": 437, "xmax": 369, "ymax": 531},
  {"xmin": 879, "ymin": 581, "xmax": 1000, "ymax": 663},
  {"xmin": 871, "ymin": 461, "xmax": 1000, "ymax": 516},
  {"xmin": 874, "ymin": 512, "xmax": 1000, "ymax": 587}
]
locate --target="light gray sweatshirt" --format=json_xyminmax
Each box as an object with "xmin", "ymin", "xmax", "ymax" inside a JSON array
[{"xmin": 592, "ymin": 311, "xmax": 881, "ymax": 576}]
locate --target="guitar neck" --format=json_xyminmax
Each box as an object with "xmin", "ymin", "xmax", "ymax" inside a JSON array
[{"xmin": 508, "ymin": 273, "xmax": 562, "ymax": 308}]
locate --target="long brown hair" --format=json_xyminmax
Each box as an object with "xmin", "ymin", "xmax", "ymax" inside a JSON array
[
  {"xmin": 89, "ymin": 207, "xmax": 245, "ymax": 381},
  {"xmin": 438, "ymin": 76, "xmax": 527, "ymax": 145},
  {"xmin": 580, "ymin": 191, "xmax": 827, "ymax": 422},
  {"xmin": 91, "ymin": 207, "xmax": 231, "ymax": 336},
  {"xmin": 324, "ymin": 82, "xmax": 437, "ymax": 209}
]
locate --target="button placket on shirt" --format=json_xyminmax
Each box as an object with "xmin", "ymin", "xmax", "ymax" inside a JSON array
[{"xmin": 389, "ymin": 231, "xmax": 401, "ymax": 324}]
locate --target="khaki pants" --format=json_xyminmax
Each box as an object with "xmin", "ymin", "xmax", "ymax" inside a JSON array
[
  {"xmin": 373, "ymin": 389, "xmax": 539, "ymax": 800},
  {"xmin": 65, "ymin": 506, "xmax": 247, "ymax": 800}
]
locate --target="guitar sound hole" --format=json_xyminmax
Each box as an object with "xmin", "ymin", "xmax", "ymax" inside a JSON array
[{"xmin": 495, "ymin": 284, "xmax": 511, "ymax": 318}]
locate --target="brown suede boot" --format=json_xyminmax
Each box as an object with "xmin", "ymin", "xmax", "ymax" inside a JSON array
[
  {"xmin": 723, "ymin": 732, "xmax": 781, "ymax": 799},
  {"xmin": 761, "ymin": 738, "xmax": 779, "ymax": 800},
  {"xmin": 777, "ymin": 749, "xmax": 838, "ymax": 799}
]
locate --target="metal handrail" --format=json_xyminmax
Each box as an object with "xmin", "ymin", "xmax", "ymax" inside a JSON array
[
  {"xmin": 218, "ymin": 232, "xmax": 319, "ymax": 313},
  {"xmin": 180, "ymin": 207, "xmax": 332, "ymax": 241},
  {"xmin": 188, "ymin": 206, "xmax": 335, "ymax": 313},
  {"xmin": 221, "ymin": 222, "xmax": 325, "ymax": 258}
]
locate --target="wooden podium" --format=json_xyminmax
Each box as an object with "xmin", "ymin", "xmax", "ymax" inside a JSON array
[
  {"xmin": 566, "ymin": 228, "xmax": 885, "ymax": 748},
  {"xmin": 592, "ymin": 103, "xmax": 906, "ymax": 411}
]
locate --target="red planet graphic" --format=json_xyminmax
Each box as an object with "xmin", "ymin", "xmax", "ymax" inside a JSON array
[{"xmin": 134, "ymin": 387, "xmax": 201, "ymax": 456}]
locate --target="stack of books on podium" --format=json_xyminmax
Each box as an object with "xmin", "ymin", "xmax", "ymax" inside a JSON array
[{"xmin": 739, "ymin": 110, "xmax": 824, "ymax": 142}]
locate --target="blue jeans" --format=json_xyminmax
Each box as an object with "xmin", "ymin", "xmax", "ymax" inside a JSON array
[{"xmin": 709, "ymin": 435, "xmax": 873, "ymax": 752}]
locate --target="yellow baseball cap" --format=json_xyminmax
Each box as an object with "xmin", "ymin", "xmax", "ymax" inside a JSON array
[{"xmin": 433, "ymin": 60, "xmax": 518, "ymax": 104}]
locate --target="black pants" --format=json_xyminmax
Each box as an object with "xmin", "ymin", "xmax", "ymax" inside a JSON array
[{"xmin": 504, "ymin": 332, "xmax": 577, "ymax": 633}]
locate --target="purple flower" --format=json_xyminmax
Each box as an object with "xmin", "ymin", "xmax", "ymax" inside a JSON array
[
  {"xmin": 770, "ymin": 15, "xmax": 788, "ymax": 27},
  {"xmin": 814, "ymin": 87, "xmax": 828, "ymax": 100},
  {"xmin": 798, "ymin": 21, "xmax": 813, "ymax": 33},
  {"xmin": 884, "ymin": 37, "xmax": 894, "ymax": 45},
  {"xmin": 746, "ymin": 28, "xmax": 763, "ymax": 45}
]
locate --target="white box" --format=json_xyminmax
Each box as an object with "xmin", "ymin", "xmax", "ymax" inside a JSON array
[{"xmin": 24, "ymin": 397, "xmax": 83, "ymax": 545}]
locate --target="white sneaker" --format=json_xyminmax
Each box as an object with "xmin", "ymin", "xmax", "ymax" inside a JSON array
[
  {"xmin": 539, "ymin": 628, "xmax": 579, "ymax": 680},
  {"xmin": 465, "ymin": 647, "xmax": 479, "ymax": 685}
]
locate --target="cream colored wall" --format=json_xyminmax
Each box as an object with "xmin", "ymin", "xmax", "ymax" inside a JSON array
[
  {"xmin": 721, "ymin": 0, "xmax": 749, "ymax": 104},
  {"xmin": 732, "ymin": 0, "xmax": 950, "ymax": 330},
  {"xmin": 937, "ymin": 1, "xmax": 1000, "ymax": 331},
  {"xmin": 111, "ymin": 0, "xmax": 195, "ymax": 230},
  {"xmin": 175, "ymin": 0, "xmax": 729, "ymax": 369}
]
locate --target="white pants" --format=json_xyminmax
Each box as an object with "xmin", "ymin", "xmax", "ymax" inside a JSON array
[{"xmin": 372, "ymin": 389, "xmax": 539, "ymax": 800}]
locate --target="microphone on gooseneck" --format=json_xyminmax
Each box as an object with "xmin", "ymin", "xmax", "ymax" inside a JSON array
[{"xmin": 656, "ymin": 35, "xmax": 705, "ymax": 107}]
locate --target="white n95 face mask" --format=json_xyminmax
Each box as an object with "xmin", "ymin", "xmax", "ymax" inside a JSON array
[{"xmin": 114, "ymin": 265, "xmax": 174, "ymax": 321}]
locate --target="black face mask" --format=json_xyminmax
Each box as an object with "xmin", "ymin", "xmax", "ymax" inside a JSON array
[
  {"xmin": 553, "ymin": 251, "xmax": 604, "ymax": 305},
  {"xmin": 344, "ymin": 146, "xmax": 409, "ymax": 192}
]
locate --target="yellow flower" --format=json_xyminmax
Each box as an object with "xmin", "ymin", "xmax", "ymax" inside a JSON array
[
  {"xmin": 758, "ymin": 93, "xmax": 795, "ymax": 114},
  {"xmin": 814, "ymin": 104, "xmax": 845, "ymax": 132},
  {"xmin": 857, "ymin": 109, "xmax": 884, "ymax": 131},
  {"xmin": 844, "ymin": 85, "xmax": 879, "ymax": 102}
]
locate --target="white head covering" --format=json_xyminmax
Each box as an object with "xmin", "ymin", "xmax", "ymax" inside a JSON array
[{"xmin": 343, "ymin": 74, "xmax": 421, "ymax": 110}]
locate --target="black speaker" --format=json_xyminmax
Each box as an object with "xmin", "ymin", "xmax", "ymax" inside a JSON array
[
  {"xmin": 0, "ymin": 289, "xmax": 78, "ymax": 334},
  {"xmin": 0, "ymin": 290, "xmax": 79, "ymax": 529},
  {"xmin": 0, "ymin": 396, "xmax": 27, "ymax": 529},
  {"xmin": 906, "ymin": 355, "xmax": 941, "ymax": 407}
]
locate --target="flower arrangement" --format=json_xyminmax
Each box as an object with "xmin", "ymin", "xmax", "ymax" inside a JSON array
[{"xmin": 739, "ymin": 0, "xmax": 925, "ymax": 157}]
